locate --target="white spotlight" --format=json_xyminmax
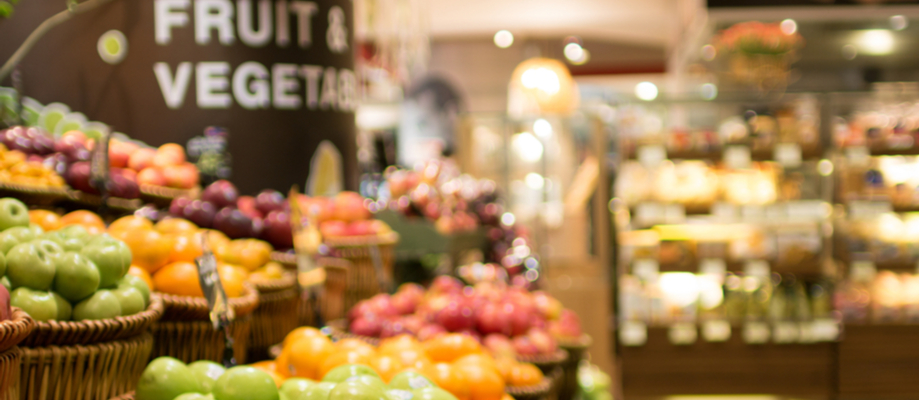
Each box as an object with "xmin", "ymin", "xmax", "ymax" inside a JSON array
[
  {"xmin": 494, "ymin": 30, "xmax": 514, "ymax": 48},
  {"xmin": 635, "ymin": 82, "xmax": 658, "ymax": 101}
]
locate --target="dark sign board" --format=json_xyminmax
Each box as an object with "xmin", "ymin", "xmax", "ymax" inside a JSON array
[{"xmin": 0, "ymin": 0, "xmax": 356, "ymax": 194}]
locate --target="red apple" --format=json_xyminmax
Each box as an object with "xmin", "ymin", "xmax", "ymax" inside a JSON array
[
  {"xmin": 429, "ymin": 276, "xmax": 463, "ymax": 295},
  {"xmin": 0, "ymin": 285, "xmax": 10, "ymax": 321},
  {"xmin": 391, "ymin": 283, "xmax": 424, "ymax": 315},
  {"xmin": 255, "ymin": 189, "xmax": 285, "ymax": 215},
  {"xmin": 527, "ymin": 328, "xmax": 557, "ymax": 354},
  {"xmin": 350, "ymin": 316, "xmax": 383, "ymax": 337},
  {"xmin": 170, "ymin": 197, "xmax": 192, "ymax": 216},
  {"xmin": 109, "ymin": 141, "xmax": 134, "ymax": 169},
  {"xmin": 548, "ymin": 309, "xmax": 583, "ymax": 338},
  {"xmin": 128, "ymin": 148, "xmax": 156, "ymax": 171},
  {"xmin": 367, "ymin": 294, "xmax": 398, "ymax": 318},
  {"xmin": 401, "ymin": 315, "xmax": 426, "ymax": 334},
  {"xmin": 182, "ymin": 200, "xmax": 217, "ymax": 228},
  {"xmin": 213, "ymin": 207, "xmax": 254, "ymax": 238},
  {"xmin": 434, "ymin": 294, "xmax": 475, "ymax": 332},
  {"xmin": 512, "ymin": 335, "xmax": 539, "ymax": 355},
  {"xmin": 261, "ymin": 210, "xmax": 293, "ymax": 249},
  {"xmin": 417, "ymin": 324, "xmax": 447, "ymax": 341},
  {"xmin": 162, "ymin": 163, "xmax": 199, "ymax": 189},
  {"xmin": 532, "ymin": 291, "xmax": 563, "ymax": 320},
  {"xmin": 319, "ymin": 220, "xmax": 347, "ymax": 237},
  {"xmin": 332, "ymin": 191, "xmax": 371, "ymax": 222},
  {"xmin": 237, "ymin": 195, "xmax": 263, "ymax": 219},
  {"xmin": 483, "ymin": 334, "xmax": 516, "ymax": 358},
  {"xmin": 381, "ymin": 317, "xmax": 412, "ymax": 338},
  {"xmin": 476, "ymin": 302, "xmax": 511, "ymax": 336},
  {"xmin": 202, "ymin": 180, "xmax": 239, "ymax": 209},
  {"xmin": 137, "ymin": 168, "xmax": 166, "ymax": 186},
  {"xmin": 346, "ymin": 220, "xmax": 375, "ymax": 236}
]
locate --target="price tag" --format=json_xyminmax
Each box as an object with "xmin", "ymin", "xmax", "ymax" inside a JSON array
[
  {"xmin": 699, "ymin": 258, "xmax": 726, "ymax": 277},
  {"xmin": 774, "ymin": 143, "xmax": 802, "ymax": 168},
  {"xmin": 772, "ymin": 322, "xmax": 799, "ymax": 344},
  {"xmin": 744, "ymin": 260, "xmax": 770, "ymax": 278},
  {"xmin": 668, "ymin": 322, "xmax": 697, "ymax": 345},
  {"xmin": 810, "ymin": 318, "xmax": 840, "ymax": 342},
  {"xmin": 195, "ymin": 237, "xmax": 234, "ymax": 329},
  {"xmin": 635, "ymin": 202, "xmax": 664, "ymax": 226},
  {"xmin": 633, "ymin": 259, "xmax": 659, "ymax": 282},
  {"xmin": 637, "ymin": 145, "xmax": 666, "ymax": 169},
  {"xmin": 702, "ymin": 320, "xmax": 731, "ymax": 342},
  {"xmin": 89, "ymin": 131, "xmax": 112, "ymax": 196},
  {"xmin": 849, "ymin": 201, "xmax": 892, "ymax": 219},
  {"xmin": 845, "ymin": 146, "xmax": 870, "ymax": 166},
  {"xmin": 619, "ymin": 321, "xmax": 647, "ymax": 347},
  {"xmin": 743, "ymin": 321, "xmax": 770, "ymax": 344},
  {"xmin": 724, "ymin": 145, "xmax": 751, "ymax": 169}
]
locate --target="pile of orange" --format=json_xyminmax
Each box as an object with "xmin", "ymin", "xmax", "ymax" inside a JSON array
[
  {"xmin": 256, "ymin": 329, "xmax": 542, "ymax": 400},
  {"xmin": 107, "ymin": 215, "xmax": 274, "ymax": 298}
]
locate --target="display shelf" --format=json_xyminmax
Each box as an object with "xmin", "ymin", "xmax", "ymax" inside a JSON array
[
  {"xmin": 837, "ymin": 323, "xmax": 919, "ymax": 399},
  {"xmin": 619, "ymin": 326, "xmax": 835, "ymax": 397}
]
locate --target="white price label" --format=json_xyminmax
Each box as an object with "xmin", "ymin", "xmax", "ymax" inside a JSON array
[
  {"xmin": 743, "ymin": 322, "xmax": 770, "ymax": 344},
  {"xmin": 638, "ymin": 145, "xmax": 667, "ymax": 169},
  {"xmin": 668, "ymin": 323, "xmax": 697, "ymax": 345},
  {"xmin": 849, "ymin": 201, "xmax": 892, "ymax": 219},
  {"xmin": 774, "ymin": 143, "xmax": 802, "ymax": 168},
  {"xmin": 619, "ymin": 321, "xmax": 647, "ymax": 347},
  {"xmin": 810, "ymin": 318, "xmax": 840, "ymax": 342},
  {"xmin": 772, "ymin": 322, "xmax": 800, "ymax": 344},
  {"xmin": 699, "ymin": 258, "xmax": 726, "ymax": 277},
  {"xmin": 633, "ymin": 259, "xmax": 659, "ymax": 282},
  {"xmin": 635, "ymin": 202, "xmax": 664, "ymax": 226},
  {"xmin": 702, "ymin": 320, "xmax": 731, "ymax": 342},
  {"xmin": 744, "ymin": 260, "xmax": 770, "ymax": 278},
  {"xmin": 845, "ymin": 146, "xmax": 870, "ymax": 165},
  {"xmin": 724, "ymin": 145, "xmax": 752, "ymax": 169}
]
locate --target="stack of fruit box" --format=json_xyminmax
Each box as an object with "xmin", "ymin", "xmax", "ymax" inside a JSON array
[{"xmin": 0, "ymin": 308, "xmax": 35, "ymax": 400}]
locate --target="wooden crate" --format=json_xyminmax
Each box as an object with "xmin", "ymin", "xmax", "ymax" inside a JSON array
[
  {"xmin": 619, "ymin": 326, "xmax": 835, "ymax": 397},
  {"xmin": 837, "ymin": 324, "xmax": 919, "ymax": 399}
]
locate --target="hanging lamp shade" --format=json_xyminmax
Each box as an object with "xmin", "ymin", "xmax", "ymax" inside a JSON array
[{"xmin": 507, "ymin": 57, "xmax": 579, "ymax": 117}]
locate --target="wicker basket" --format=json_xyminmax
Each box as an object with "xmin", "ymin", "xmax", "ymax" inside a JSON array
[
  {"xmin": 20, "ymin": 332, "xmax": 153, "ymax": 400},
  {"xmin": 322, "ymin": 233, "xmax": 398, "ymax": 312},
  {"xmin": 515, "ymin": 349, "xmax": 568, "ymax": 375},
  {"xmin": 0, "ymin": 183, "xmax": 69, "ymax": 207},
  {"xmin": 20, "ymin": 296, "xmax": 163, "ymax": 347},
  {"xmin": 326, "ymin": 319, "xmax": 380, "ymax": 346},
  {"xmin": 138, "ymin": 185, "xmax": 200, "ymax": 208},
  {"xmin": 65, "ymin": 190, "xmax": 142, "ymax": 213},
  {"xmin": 151, "ymin": 284, "xmax": 259, "ymax": 364},
  {"xmin": 556, "ymin": 334, "xmax": 591, "ymax": 400},
  {"xmin": 506, "ymin": 373, "xmax": 555, "ymax": 400},
  {"xmin": 248, "ymin": 272, "xmax": 299, "ymax": 361},
  {"xmin": 297, "ymin": 258, "xmax": 350, "ymax": 327},
  {"xmin": 0, "ymin": 308, "xmax": 36, "ymax": 353},
  {"xmin": 0, "ymin": 346, "xmax": 21, "ymax": 400}
]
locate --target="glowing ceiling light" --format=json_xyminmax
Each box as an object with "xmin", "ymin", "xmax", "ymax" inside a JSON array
[
  {"xmin": 563, "ymin": 43, "xmax": 584, "ymax": 62},
  {"xmin": 533, "ymin": 118, "xmax": 552, "ymax": 138},
  {"xmin": 780, "ymin": 19, "xmax": 797, "ymax": 35},
  {"xmin": 857, "ymin": 29, "xmax": 894, "ymax": 55},
  {"xmin": 635, "ymin": 82, "xmax": 658, "ymax": 101},
  {"xmin": 494, "ymin": 30, "xmax": 514, "ymax": 48},
  {"xmin": 521, "ymin": 67, "xmax": 561, "ymax": 95},
  {"xmin": 512, "ymin": 132, "xmax": 543, "ymax": 162},
  {"xmin": 525, "ymin": 173, "xmax": 545, "ymax": 189}
]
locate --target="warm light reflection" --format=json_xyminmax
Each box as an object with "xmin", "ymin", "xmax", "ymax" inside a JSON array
[
  {"xmin": 635, "ymin": 82, "xmax": 658, "ymax": 101},
  {"xmin": 512, "ymin": 132, "xmax": 544, "ymax": 162},
  {"xmin": 857, "ymin": 29, "xmax": 895, "ymax": 55},
  {"xmin": 494, "ymin": 30, "xmax": 514, "ymax": 48},
  {"xmin": 521, "ymin": 67, "xmax": 561, "ymax": 95}
]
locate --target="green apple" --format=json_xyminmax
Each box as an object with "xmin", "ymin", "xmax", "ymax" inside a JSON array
[
  {"xmin": 328, "ymin": 380, "xmax": 387, "ymax": 400},
  {"xmin": 59, "ymin": 224, "xmax": 90, "ymax": 244},
  {"xmin": 80, "ymin": 239, "xmax": 131, "ymax": 288},
  {"xmin": 38, "ymin": 231, "xmax": 64, "ymax": 245},
  {"xmin": 52, "ymin": 292, "xmax": 72, "ymax": 320},
  {"xmin": 10, "ymin": 287, "xmax": 57, "ymax": 321},
  {"xmin": 0, "ymin": 250, "xmax": 6, "ymax": 277},
  {"xmin": 322, "ymin": 364, "xmax": 380, "ymax": 383},
  {"xmin": 386, "ymin": 389, "xmax": 414, "ymax": 400},
  {"xmin": 0, "ymin": 226, "xmax": 36, "ymax": 254},
  {"xmin": 411, "ymin": 388, "xmax": 457, "ymax": 400},
  {"xmin": 32, "ymin": 239, "xmax": 65, "ymax": 262},
  {"xmin": 300, "ymin": 381, "xmax": 335, "ymax": 400},
  {"xmin": 73, "ymin": 289, "xmax": 122, "ymax": 320},
  {"xmin": 0, "ymin": 198, "xmax": 30, "ymax": 231},
  {"xmin": 346, "ymin": 375, "xmax": 386, "ymax": 391},
  {"xmin": 174, "ymin": 394, "xmax": 214, "ymax": 400},
  {"xmin": 136, "ymin": 357, "xmax": 204, "ymax": 400},
  {"xmin": 6, "ymin": 242, "xmax": 57, "ymax": 290},
  {"xmin": 111, "ymin": 286, "xmax": 145, "ymax": 316},
  {"xmin": 189, "ymin": 360, "xmax": 226, "ymax": 393},
  {"xmin": 389, "ymin": 372, "xmax": 434, "ymax": 391},
  {"xmin": 118, "ymin": 275, "xmax": 150, "ymax": 306},
  {"xmin": 279, "ymin": 378, "xmax": 315, "ymax": 400},
  {"xmin": 29, "ymin": 224, "xmax": 44, "ymax": 237},
  {"xmin": 52, "ymin": 251, "xmax": 100, "ymax": 302},
  {"xmin": 1, "ymin": 276, "xmax": 9, "ymax": 290},
  {"xmin": 211, "ymin": 366, "xmax": 280, "ymax": 400}
]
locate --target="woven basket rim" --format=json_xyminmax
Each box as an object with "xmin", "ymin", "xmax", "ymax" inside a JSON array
[
  {"xmin": 251, "ymin": 271, "xmax": 297, "ymax": 293},
  {"xmin": 67, "ymin": 189, "xmax": 142, "ymax": 210},
  {"xmin": 269, "ymin": 252, "xmax": 353, "ymax": 271},
  {"xmin": 22, "ymin": 294, "xmax": 164, "ymax": 347},
  {"xmin": 139, "ymin": 184, "xmax": 200, "ymax": 199},
  {"xmin": 0, "ymin": 307, "xmax": 35, "ymax": 352},
  {"xmin": 505, "ymin": 374, "xmax": 554, "ymax": 396},
  {"xmin": 323, "ymin": 232, "xmax": 399, "ymax": 248},
  {"xmin": 158, "ymin": 282, "xmax": 260, "ymax": 318},
  {"xmin": 516, "ymin": 349, "xmax": 568, "ymax": 366},
  {"xmin": 328, "ymin": 319, "xmax": 381, "ymax": 346},
  {"xmin": 0, "ymin": 181, "xmax": 69, "ymax": 195},
  {"xmin": 556, "ymin": 333, "xmax": 592, "ymax": 349}
]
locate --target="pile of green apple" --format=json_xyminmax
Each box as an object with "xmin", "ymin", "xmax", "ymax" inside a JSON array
[
  {"xmin": 0, "ymin": 198, "xmax": 148, "ymax": 322},
  {"xmin": 136, "ymin": 358, "xmax": 460, "ymax": 400}
]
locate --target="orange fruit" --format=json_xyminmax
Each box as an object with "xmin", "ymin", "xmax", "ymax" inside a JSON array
[
  {"xmin": 318, "ymin": 350, "xmax": 374, "ymax": 379},
  {"xmin": 508, "ymin": 363, "xmax": 543, "ymax": 387},
  {"xmin": 424, "ymin": 334, "xmax": 482, "ymax": 363},
  {"xmin": 335, "ymin": 338, "xmax": 377, "ymax": 357},
  {"xmin": 394, "ymin": 347, "xmax": 429, "ymax": 369},
  {"xmin": 287, "ymin": 335, "xmax": 335, "ymax": 380},
  {"xmin": 60, "ymin": 210, "xmax": 105, "ymax": 231},
  {"xmin": 370, "ymin": 355, "xmax": 405, "ymax": 383},
  {"xmin": 122, "ymin": 229, "xmax": 172, "ymax": 273},
  {"xmin": 155, "ymin": 218, "xmax": 198, "ymax": 234},
  {"xmin": 455, "ymin": 362, "xmax": 505, "ymax": 400},
  {"xmin": 276, "ymin": 348, "xmax": 293, "ymax": 377},
  {"xmin": 283, "ymin": 327, "xmax": 325, "ymax": 348},
  {"xmin": 202, "ymin": 229, "xmax": 231, "ymax": 248},
  {"xmin": 218, "ymin": 263, "xmax": 248, "ymax": 298},
  {"xmin": 453, "ymin": 354, "xmax": 498, "ymax": 374},
  {"xmin": 236, "ymin": 239, "xmax": 272, "ymax": 271},
  {"xmin": 152, "ymin": 261, "xmax": 202, "ymax": 296},
  {"xmin": 493, "ymin": 357, "xmax": 517, "ymax": 381},
  {"xmin": 250, "ymin": 360, "xmax": 278, "ymax": 374},
  {"xmin": 501, "ymin": 395, "xmax": 514, "ymax": 400},
  {"xmin": 108, "ymin": 215, "xmax": 153, "ymax": 233},
  {"xmin": 379, "ymin": 335, "xmax": 422, "ymax": 356},
  {"xmin": 429, "ymin": 363, "xmax": 470, "ymax": 400},
  {"xmin": 168, "ymin": 231, "xmax": 204, "ymax": 263},
  {"xmin": 29, "ymin": 210, "xmax": 62, "ymax": 231},
  {"xmin": 128, "ymin": 266, "xmax": 154, "ymax": 290}
]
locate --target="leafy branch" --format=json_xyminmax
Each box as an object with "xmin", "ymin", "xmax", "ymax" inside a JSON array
[{"xmin": 0, "ymin": 0, "xmax": 120, "ymax": 82}]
